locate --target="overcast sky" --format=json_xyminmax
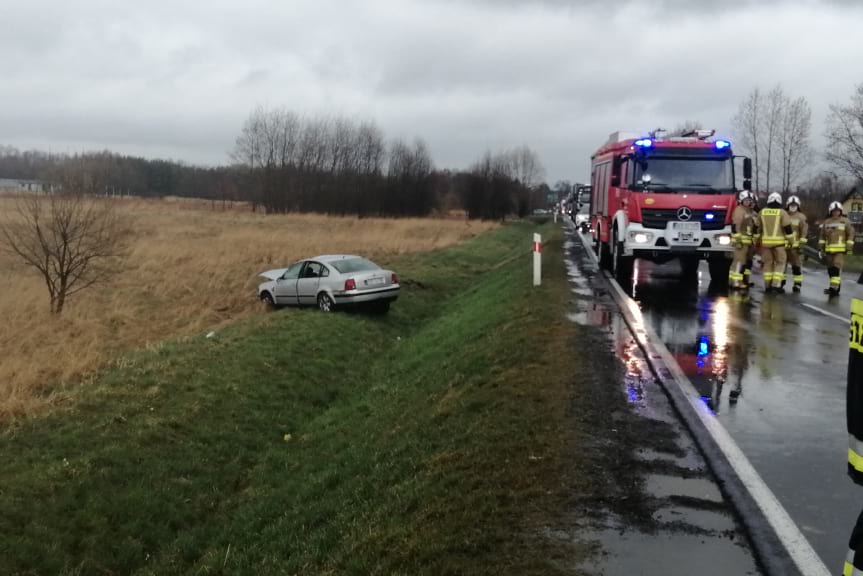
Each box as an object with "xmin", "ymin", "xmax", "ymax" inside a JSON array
[{"xmin": 2, "ymin": 0, "xmax": 862, "ymax": 183}]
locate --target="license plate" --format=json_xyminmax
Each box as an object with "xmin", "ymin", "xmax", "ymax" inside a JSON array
[
  {"xmin": 365, "ymin": 277, "xmax": 384, "ymax": 286},
  {"xmin": 672, "ymin": 222, "xmax": 700, "ymax": 231},
  {"xmin": 679, "ymin": 232, "xmax": 694, "ymax": 242}
]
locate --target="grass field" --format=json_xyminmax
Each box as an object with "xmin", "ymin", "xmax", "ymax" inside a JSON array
[
  {"xmin": 0, "ymin": 196, "xmax": 497, "ymax": 420},
  {"xmin": 0, "ymin": 220, "xmax": 584, "ymax": 575}
]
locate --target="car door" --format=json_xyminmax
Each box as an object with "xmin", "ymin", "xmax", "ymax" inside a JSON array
[
  {"xmin": 296, "ymin": 261, "xmax": 323, "ymax": 305},
  {"xmin": 273, "ymin": 262, "xmax": 303, "ymax": 305}
]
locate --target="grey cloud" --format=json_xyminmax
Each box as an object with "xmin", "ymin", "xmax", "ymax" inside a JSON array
[{"xmin": 2, "ymin": 0, "xmax": 863, "ymax": 183}]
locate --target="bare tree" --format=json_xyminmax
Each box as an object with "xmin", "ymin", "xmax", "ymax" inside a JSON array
[
  {"xmin": 763, "ymin": 85, "xmax": 786, "ymax": 193},
  {"xmin": 825, "ymin": 83, "xmax": 863, "ymax": 182},
  {"xmin": 732, "ymin": 88, "xmax": 762, "ymax": 192},
  {"xmin": 508, "ymin": 145, "xmax": 545, "ymax": 190},
  {"xmin": 779, "ymin": 96, "xmax": 812, "ymax": 193},
  {"xmin": 0, "ymin": 193, "xmax": 129, "ymax": 314}
]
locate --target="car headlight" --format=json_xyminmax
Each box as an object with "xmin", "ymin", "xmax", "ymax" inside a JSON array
[
  {"xmin": 630, "ymin": 232, "xmax": 652, "ymax": 244},
  {"xmin": 718, "ymin": 234, "xmax": 732, "ymax": 246}
]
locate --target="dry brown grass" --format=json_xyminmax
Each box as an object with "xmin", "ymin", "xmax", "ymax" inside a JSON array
[{"xmin": 0, "ymin": 196, "xmax": 497, "ymax": 420}]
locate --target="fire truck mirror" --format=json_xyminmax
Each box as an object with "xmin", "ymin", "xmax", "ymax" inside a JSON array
[
  {"xmin": 743, "ymin": 179, "xmax": 752, "ymax": 191},
  {"xmin": 743, "ymin": 157, "xmax": 752, "ymax": 180}
]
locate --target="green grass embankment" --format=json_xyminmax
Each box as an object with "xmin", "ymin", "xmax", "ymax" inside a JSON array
[{"xmin": 0, "ymin": 222, "xmax": 582, "ymax": 576}]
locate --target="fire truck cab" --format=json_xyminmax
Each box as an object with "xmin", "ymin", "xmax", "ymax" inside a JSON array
[{"xmin": 590, "ymin": 129, "xmax": 751, "ymax": 284}]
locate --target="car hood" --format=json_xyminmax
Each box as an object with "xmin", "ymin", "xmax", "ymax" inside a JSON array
[{"xmin": 259, "ymin": 268, "xmax": 287, "ymax": 281}]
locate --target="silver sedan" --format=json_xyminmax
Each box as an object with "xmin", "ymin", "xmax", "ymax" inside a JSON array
[{"xmin": 258, "ymin": 255, "xmax": 400, "ymax": 313}]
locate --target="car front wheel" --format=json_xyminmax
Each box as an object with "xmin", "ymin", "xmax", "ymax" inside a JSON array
[
  {"xmin": 260, "ymin": 292, "xmax": 276, "ymax": 308},
  {"xmin": 317, "ymin": 292, "xmax": 334, "ymax": 312}
]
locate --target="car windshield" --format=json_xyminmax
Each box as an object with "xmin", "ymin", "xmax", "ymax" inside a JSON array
[
  {"xmin": 282, "ymin": 262, "xmax": 303, "ymax": 280},
  {"xmin": 330, "ymin": 257, "xmax": 380, "ymax": 274},
  {"xmin": 633, "ymin": 157, "xmax": 733, "ymax": 193}
]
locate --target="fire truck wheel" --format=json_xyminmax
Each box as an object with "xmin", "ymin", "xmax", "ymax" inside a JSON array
[{"xmin": 612, "ymin": 228, "xmax": 633, "ymax": 281}]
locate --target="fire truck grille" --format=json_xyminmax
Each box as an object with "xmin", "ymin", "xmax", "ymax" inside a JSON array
[{"xmin": 641, "ymin": 209, "xmax": 727, "ymax": 231}]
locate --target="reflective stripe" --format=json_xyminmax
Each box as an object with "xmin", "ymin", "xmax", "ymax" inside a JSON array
[
  {"xmin": 828, "ymin": 244, "xmax": 848, "ymax": 253},
  {"xmin": 793, "ymin": 275, "xmax": 803, "ymax": 283},
  {"xmin": 845, "ymin": 560, "xmax": 853, "ymax": 576},
  {"xmin": 764, "ymin": 272, "xmax": 774, "ymax": 281},
  {"xmin": 833, "ymin": 276, "xmax": 843, "ymax": 286},
  {"xmin": 849, "ymin": 435, "xmax": 863, "ymax": 460},
  {"xmin": 761, "ymin": 208, "xmax": 786, "ymax": 245},
  {"xmin": 852, "ymin": 446, "xmax": 863, "ymax": 475}
]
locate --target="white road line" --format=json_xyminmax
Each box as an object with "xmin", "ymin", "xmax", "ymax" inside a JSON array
[
  {"xmin": 570, "ymin": 223, "xmax": 831, "ymax": 576},
  {"xmin": 801, "ymin": 303, "xmax": 851, "ymax": 325}
]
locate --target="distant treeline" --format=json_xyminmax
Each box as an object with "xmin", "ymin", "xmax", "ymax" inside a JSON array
[{"xmin": 0, "ymin": 108, "xmax": 547, "ymax": 219}]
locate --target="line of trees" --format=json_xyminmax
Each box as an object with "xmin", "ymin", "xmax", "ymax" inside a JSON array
[{"xmin": 0, "ymin": 108, "xmax": 547, "ymax": 220}]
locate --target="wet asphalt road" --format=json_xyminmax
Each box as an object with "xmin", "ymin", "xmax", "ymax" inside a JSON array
[{"xmin": 617, "ymin": 245, "xmax": 861, "ymax": 570}]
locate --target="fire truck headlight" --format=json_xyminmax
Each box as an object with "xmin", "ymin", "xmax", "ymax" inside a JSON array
[
  {"xmin": 718, "ymin": 234, "xmax": 732, "ymax": 246},
  {"xmin": 631, "ymin": 232, "xmax": 651, "ymax": 244}
]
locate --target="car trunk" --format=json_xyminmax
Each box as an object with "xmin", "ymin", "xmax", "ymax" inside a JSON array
[{"xmin": 351, "ymin": 271, "xmax": 393, "ymax": 291}]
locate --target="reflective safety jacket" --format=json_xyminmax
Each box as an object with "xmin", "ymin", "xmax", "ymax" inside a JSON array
[
  {"xmin": 758, "ymin": 206, "xmax": 793, "ymax": 247},
  {"xmin": 787, "ymin": 211, "xmax": 808, "ymax": 248},
  {"xmin": 731, "ymin": 205, "xmax": 758, "ymax": 246},
  {"xmin": 820, "ymin": 216, "xmax": 855, "ymax": 254},
  {"xmin": 849, "ymin": 299, "xmax": 863, "ymax": 485}
]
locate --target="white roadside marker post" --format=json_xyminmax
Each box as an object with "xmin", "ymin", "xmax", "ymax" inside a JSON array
[{"xmin": 533, "ymin": 233, "xmax": 542, "ymax": 286}]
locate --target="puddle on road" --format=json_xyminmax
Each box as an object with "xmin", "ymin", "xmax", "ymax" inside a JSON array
[
  {"xmin": 566, "ymin": 303, "xmax": 612, "ymax": 328},
  {"xmin": 576, "ymin": 527, "xmax": 758, "ymax": 576},
  {"xmin": 652, "ymin": 506, "xmax": 736, "ymax": 532},
  {"xmin": 563, "ymin": 228, "xmax": 760, "ymax": 575},
  {"xmin": 644, "ymin": 474, "xmax": 724, "ymax": 504}
]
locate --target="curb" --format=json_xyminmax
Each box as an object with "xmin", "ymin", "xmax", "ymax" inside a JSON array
[{"xmin": 568, "ymin": 222, "xmax": 830, "ymax": 576}]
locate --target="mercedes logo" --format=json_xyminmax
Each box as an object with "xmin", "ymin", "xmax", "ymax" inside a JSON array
[{"xmin": 677, "ymin": 207, "xmax": 692, "ymax": 221}]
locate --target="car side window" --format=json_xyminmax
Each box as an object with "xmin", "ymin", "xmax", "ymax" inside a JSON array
[
  {"xmin": 320, "ymin": 265, "xmax": 330, "ymax": 278},
  {"xmin": 282, "ymin": 262, "xmax": 303, "ymax": 280},
  {"xmin": 304, "ymin": 262, "xmax": 323, "ymax": 278}
]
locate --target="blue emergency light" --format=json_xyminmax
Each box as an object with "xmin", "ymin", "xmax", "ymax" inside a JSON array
[
  {"xmin": 705, "ymin": 212, "xmax": 715, "ymax": 221},
  {"xmin": 634, "ymin": 138, "xmax": 653, "ymax": 148},
  {"xmin": 698, "ymin": 336, "xmax": 710, "ymax": 357},
  {"xmin": 714, "ymin": 140, "xmax": 731, "ymax": 150}
]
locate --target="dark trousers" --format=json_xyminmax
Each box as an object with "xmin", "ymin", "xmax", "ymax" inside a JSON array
[{"xmin": 847, "ymin": 508, "xmax": 863, "ymax": 574}]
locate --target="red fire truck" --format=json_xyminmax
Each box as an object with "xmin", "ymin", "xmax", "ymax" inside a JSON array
[{"xmin": 590, "ymin": 129, "xmax": 752, "ymax": 283}]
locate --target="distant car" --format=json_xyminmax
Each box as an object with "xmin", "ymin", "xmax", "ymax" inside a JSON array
[{"xmin": 258, "ymin": 255, "xmax": 400, "ymax": 313}]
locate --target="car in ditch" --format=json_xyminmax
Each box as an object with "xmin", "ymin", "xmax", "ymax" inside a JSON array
[{"xmin": 258, "ymin": 255, "xmax": 400, "ymax": 313}]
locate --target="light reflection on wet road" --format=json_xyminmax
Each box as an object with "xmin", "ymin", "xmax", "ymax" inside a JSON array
[{"xmin": 629, "ymin": 255, "xmax": 860, "ymax": 569}]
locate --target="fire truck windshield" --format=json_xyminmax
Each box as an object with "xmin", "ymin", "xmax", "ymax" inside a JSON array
[{"xmin": 633, "ymin": 157, "xmax": 733, "ymax": 193}]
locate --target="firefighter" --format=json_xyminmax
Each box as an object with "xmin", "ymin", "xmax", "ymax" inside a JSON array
[
  {"xmin": 758, "ymin": 192, "xmax": 794, "ymax": 294},
  {"xmin": 728, "ymin": 191, "xmax": 757, "ymax": 290},
  {"xmin": 819, "ymin": 201, "xmax": 855, "ymax": 296},
  {"xmin": 843, "ymin": 299, "xmax": 863, "ymax": 575},
  {"xmin": 784, "ymin": 195, "xmax": 808, "ymax": 293},
  {"xmin": 743, "ymin": 195, "xmax": 761, "ymax": 287}
]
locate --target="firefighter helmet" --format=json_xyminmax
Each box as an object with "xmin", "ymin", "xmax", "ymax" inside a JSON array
[
  {"xmin": 767, "ymin": 192, "xmax": 783, "ymax": 206},
  {"xmin": 786, "ymin": 195, "xmax": 801, "ymax": 208},
  {"xmin": 829, "ymin": 201, "xmax": 843, "ymax": 215},
  {"xmin": 738, "ymin": 190, "xmax": 752, "ymax": 203}
]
